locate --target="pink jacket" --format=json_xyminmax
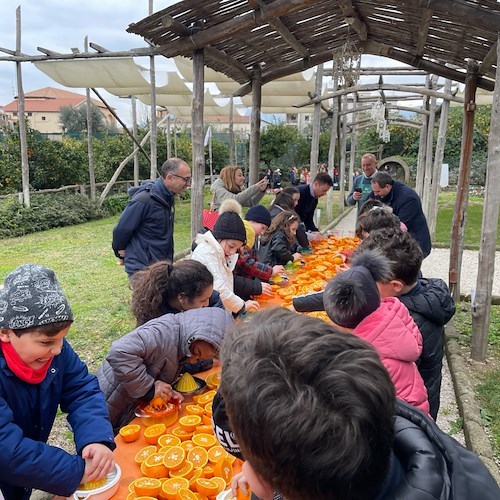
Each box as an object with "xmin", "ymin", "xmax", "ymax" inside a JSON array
[{"xmin": 354, "ymin": 297, "xmax": 430, "ymax": 415}]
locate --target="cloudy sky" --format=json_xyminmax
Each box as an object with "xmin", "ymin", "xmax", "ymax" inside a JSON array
[{"xmin": 0, "ymin": 0, "xmax": 177, "ymax": 125}]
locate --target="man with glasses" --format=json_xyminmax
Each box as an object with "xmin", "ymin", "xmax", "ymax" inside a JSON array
[{"xmin": 112, "ymin": 157, "xmax": 191, "ymax": 276}]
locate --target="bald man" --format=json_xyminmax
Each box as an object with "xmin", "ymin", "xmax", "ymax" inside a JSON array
[{"xmin": 347, "ymin": 153, "xmax": 378, "ymax": 210}]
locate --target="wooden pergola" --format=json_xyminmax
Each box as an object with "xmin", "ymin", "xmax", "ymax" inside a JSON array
[{"xmin": 127, "ymin": 0, "xmax": 499, "ymax": 361}]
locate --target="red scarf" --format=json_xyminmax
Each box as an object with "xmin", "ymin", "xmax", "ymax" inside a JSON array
[{"xmin": 0, "ymin": 342, "xmax": 53, "ymax": 384}]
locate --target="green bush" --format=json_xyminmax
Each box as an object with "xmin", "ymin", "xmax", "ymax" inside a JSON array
[
  {"xmin": 0, "ymin": 193, "xmax": 106, "ymax": 239},
  {"xmin": 100, "ymin": 193, "xmax": 130, "ymax": 215}
]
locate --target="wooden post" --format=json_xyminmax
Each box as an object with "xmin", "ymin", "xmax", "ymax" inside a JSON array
[
  {"xmin": 415, "ymin": 76, "xmax": 430, "ymax": 196},
  {"xmin": 229, "ymin": 95, "xmax": 235, "ymax": 165},
  {"xmin": 422, "ymin": 75, "xmax": 438, "ymax": 216},
  {"xmin": 84, "ymin": 37, "xmax": 96, "ymax": 201},
  {"xmin": 191, "ymin": 47, "xmax": 205, "ymax": 241},
  {"xmin": 338, "ymin": 94, "xmax": 347, "ymax": 213},
  {"xmin": 428, "ymin": 79, "xmax": 452, "ymax": 240},
  {"xmin": 166, "ymin": 113, "xmax": 172, "ymax": 162},
  {"xmin": 309, "ymin": 64, "xmax": 323, "ymax": 179},
  {"xmin": 449, "ymin": 60, "xmax": 479, "ymax": 301},
  {"xmin": 131, "ymin": 96, "xmax": 140, "ymax": 186},
  {"xmin": 249, "ymin": 64, "xmax": 262, "ymax": 186},
  {"xmin": 348, "ymin": 93, "xmax": 357, "ymax": 193},
  {"xmin": 15, "ymin": 7, "xmax": 30, "ymax": 208},
  {"xmin": 471, "ymin": 37, "xmax": 500, "ymax": 361},
  {"xmin": 148, "ymin": 1, "xmax": 158, "ymax": 179},
  {"xmin": 327, "ymin": 68, "xmax": 339, "ymax": 221}
]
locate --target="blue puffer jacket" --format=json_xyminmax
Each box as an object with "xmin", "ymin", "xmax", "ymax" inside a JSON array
[
  {"xmin": 112, "ymin": 178, "xmax": 175, "ymax": 276},
  {"xmin": 0, "ymin": 340, "xmax": 115, "ymax": 500}
]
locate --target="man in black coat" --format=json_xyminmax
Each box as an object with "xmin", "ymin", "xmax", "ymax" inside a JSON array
[{"xmin": 370, "ymin": 171, "xmax": 432, "ymax": 257}]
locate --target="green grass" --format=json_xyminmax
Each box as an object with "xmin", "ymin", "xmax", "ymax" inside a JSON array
[
  {"xmin": 453, "ymin": 304, "xmax": 500, "ymax": 457},
  {"xmin": 435, "ymin": 192, "xmax": 500, "ymax": 247}
]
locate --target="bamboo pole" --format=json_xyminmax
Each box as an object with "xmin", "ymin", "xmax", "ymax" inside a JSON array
[
  {"xmin": 348, "ymin": 92, "xmax": 357, "ymax": 194},
  {"xmin": 191, "ymin": 47, "xmax": 205, "ymax": 241},
  {"xmin": 131, "ymin": 96, "xmax": 140, "ymax": 186},
  {"xmin": 84, "ymin": 37, "xmax": 96, "ymax": 201},
  {"xmin": 422, "ymin": 75, "xmax": 438, "ymax": 216},
  {"xmin": 415, "ymin": 81, "xmax": 430, "ymax": 197},
  {"xmin": 338, "ymin": 95, "xmax": 347, "ymax": 214},
  {"xmin": 471, "ymin": 37, "xmax": 500, "ymax": 361},
  {"xmin": 249, "ymin": 64, "xmax": 262, "ymax": 186},
  {"xmin": 449, "ymin": 60, "xmax": 479, "ymax": 301},
  {"xmin": 326, "ymin": 66, "xmax": 339, "ymax": 222},
  {"xmin": 309, "ymin": 64, "xmax": 323, "ymax": 179},
  {"xmin": 229, "ymin": 96, "xmax": 235, "ymax": 165},
  {"xmin": 428, "ymin": 79, "xmax": 452, "ymax": 240},
  {"xmin": 149, "ymin": 0, "xmax": 157, "ymax": 179},
  {"xmin": 15, "ymin": 7, "xmax": 30, "ymax": 208}
]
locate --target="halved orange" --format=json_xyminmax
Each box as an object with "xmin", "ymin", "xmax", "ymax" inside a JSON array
[
  {"xmin": 193, "ymin": 494, "xmax": 209, "ymax": 500},
  {"xmin": 135, "ymin": 445, "xmax": 158, "ymax": 464},
  {"xmin": 236, "ymin": 485, "xmax": 252, "ymax": 499},
  {"xmin": 180, "ymin": 440, "xmax": 196, "ymax": 453},
  {"xmin": 163, "ymin": 446, "xmax": 186, "ymax": 470},
  {"xmin": 158, "ymin": 434, "xmax": 182, "ymax": 448},
  {"xmin": 143, "ymin": 452, "xmax": 169, "ymax": 479},
  {"xmin": 161, "ymin": 477, "xmax": 190, "ymax": 500},
  {"xmin": 185, "ymin": 404, "xmax": 205, "ymax": 416},
  {"xmin": 201, "ymin": 414, "xmax": 212, "ymax": 426},
  {"xmin": 196, "ymin": 390, "xmax": 216, "ymax": 406},
  {"xmin": 191, "ymin": 433, "xmax": 217, "ymax": 449},
  {"xmin": 202, "ymin": 463, "xmax": 214, "ymax": 479},
  {"xmin": 133, "ymin": 477, "xmax": 162, "ymax": 497},
  {"xmin": 119, "ymin": 424, "xmax": 141, "ymax": 443},
  {"xmin": 207, "ymin": 445, "xmax": 228, "ymax": 463},
  {"xmin": 178, "ymin": 415, "xmax": 202, "ymax": 432},
  {"xmin": 194, "ymin": 478, "xmax": 219, "ymax": 497},
  {"xmin": 210, "ymin": 476, "xmax": 226, "ymax": 494},
  {"xmin": 213, "ymin": 457, "xmax": 233, "ymax": 484},
  {"xmin": 176, "ymin": 488, "xmax": 197, "ymax": 500},
  {"xmin": 203, "ymin": 403, "xmax": 213, "ymax": 416},
  {"xmin": 169, "ymin": 460, "xmax": 194, "ymax": 479},
  {"xmin": 144, "ymin": 423, "xmax": 167, "ymax": 445},
  {"xmin": 187, "ymin": 446, "xmax": 209, "ymax": 468},
  {"xmin": 188, "ymin": 468, "xmax": 204, "ymax": 489},
  {"xmin": 171, "ymin": 426, "xmax": 194, "ymax": 441},
  {"xmin": 194, "ymin": 424, "xmax": 213, "ymax": 435}
]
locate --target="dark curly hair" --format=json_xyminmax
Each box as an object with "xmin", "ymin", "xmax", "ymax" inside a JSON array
[{"xmin": 130, "ymin": 260, "xmax": 214, "ymax": 325}]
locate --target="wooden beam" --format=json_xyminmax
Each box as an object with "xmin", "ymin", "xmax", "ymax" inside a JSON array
[
  {"xmin": 404, "ymin": 0, "xmax": 500, "ymax": 33},
  {"xmin": 161, "ymin": 14, "xmax": 190, "ymax": 36},
  {"xmin": 155, "ymin": 0, "xmax": 317, "ymax": 57},
  {"xmin": 89, "ymin": 42, "xmax": 110, "ymax": 53},
  {"xmin": 37, "ymin": 47, "xmax": 63, "ymax": 56},
  {"xmin": 479, "ymin": 41, "xmax": 498, "ymax": 76},
  {"xmin": 249, "ymin": 64, "xmax": 262, "ymax": 186},
  {"xmin": 415, "ymin": 8, "xmax": 433, "ymax": 57},
  {"xmin": 204, "ymin": 46, "xmax": 251, "ymax": 81},
  {"xmin": 0, "ymin": 46, "xmax": 16, "ymax": 55},
  {"xmin": 295, "ymin": 82, "xmax": 463, "ymax": 107},
  {"xmin": 268, "ymin": 16, "xmax": 310, "ymax": 58},
  {"xmin": 338, "ymin": 104, "xmax": 430, "ymax": 117},
  {"xmin": 337, "ymin": 0, "xmax": 368, "ymax": 41}
]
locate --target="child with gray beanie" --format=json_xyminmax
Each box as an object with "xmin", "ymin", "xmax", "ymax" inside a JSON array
[
  {"xmin": 0, "ymin": 264, "xmax": 115, "ymax": 500},
  {"xmin": 323, "ymin": 250, "xmax": 430, "ymax": 415}
]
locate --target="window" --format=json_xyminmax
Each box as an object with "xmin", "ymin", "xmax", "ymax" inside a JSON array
[
  {"xmin": 27, "ymin": 112, "xmax": 32, "ymax": 117},
  {"xmin": 41, "ymin": 116, "xmax": 46, "ymax": 121}
]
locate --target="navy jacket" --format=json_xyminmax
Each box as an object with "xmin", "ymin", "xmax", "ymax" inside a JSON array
[
  {"xmin": 370, "ymin": 180, "xmax": 432, "ymax": 257},
  {"xmin": 0, "ymin": 340, "xmax": 115, "ymax": 500},
  {"xmin": 399, "ymin": 278, "xmax": 455, "ymax": 419},
  {"xmin": 112, "ymin": 178, "xmax": 175, "ymax": 276},
  {"xmin": 295, "ymin": 184, "xmax": 319, "ymax": 232}
]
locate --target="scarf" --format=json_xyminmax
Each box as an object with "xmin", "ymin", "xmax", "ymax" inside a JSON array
[{"xmin": 0, "ymin": 341, "xmax": 53, "ymax": 384}]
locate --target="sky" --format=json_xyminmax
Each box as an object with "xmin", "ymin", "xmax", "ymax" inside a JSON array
[{"xmin": 0, "ymin": 0, "xmax": 177, "ymax": 125}]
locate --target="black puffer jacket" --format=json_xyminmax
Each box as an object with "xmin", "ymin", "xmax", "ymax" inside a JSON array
[{"xmin": 399, "ymin": 279, "xmax": 455, "ymax": 419}]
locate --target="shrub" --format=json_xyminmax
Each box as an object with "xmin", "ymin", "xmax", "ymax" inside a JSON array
[
  {"xmin": 100, "ymin": 193, "xmax": 130, "ymax": 215},
  {"xmin": 0, "ymin": 193, "xmax": 106, "ymax": 239}
]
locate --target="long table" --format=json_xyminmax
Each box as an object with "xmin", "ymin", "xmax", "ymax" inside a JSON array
[{"xmin": 111, "ymin": 235, "xmax": 359, "ymax": 498}]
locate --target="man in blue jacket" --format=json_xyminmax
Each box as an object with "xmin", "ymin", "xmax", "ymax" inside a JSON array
[
  {"xmin": 112, "ymin": 157, "xmax": 191, "ymax": 276},
  {"xmin": 346, "ymin": 153, "xmax": 378, "ymax": 210},
  {"xmin": 370, "ymin": 170, "xmax": 432, "ymax": 257}
]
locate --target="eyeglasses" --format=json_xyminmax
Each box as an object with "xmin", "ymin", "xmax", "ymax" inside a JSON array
[{"xmin": 171, "ymin": 173, "xmax": 192, "ymax": 184}]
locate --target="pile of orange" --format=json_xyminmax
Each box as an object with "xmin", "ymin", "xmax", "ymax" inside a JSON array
[
  {"xmin": 121, "ymin": 386, "xmax": 241, "ymax": 500},
  {"xmin": 260, "ymin": 235, "xmax": 359, "ymax": 307}
]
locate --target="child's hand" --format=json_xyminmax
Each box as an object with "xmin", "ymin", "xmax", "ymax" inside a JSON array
[
  {"xmin": 271, "ymin": 265, "xmax": 286, "ymax": 276},
  {"xmin": 259, "ymin": 282, "xmax": 273, "ymax": 296},
  {"xmin": 154, "ymin": 380, "xmax": 184, "ymax": 404},
  {"xmin": 81, "ymin": 443, "xmax": 115, "ymax": 484},
  {"xmin": 231, "ymin": 471, "xmax": 250, "ymax": 498},
  {"xmin": 244, "ymin": 300, "xmax": 260, "ymax": 312},
  {"xmin": 292, "ymin": 252, "xmax": 303, "ymax": 262}
]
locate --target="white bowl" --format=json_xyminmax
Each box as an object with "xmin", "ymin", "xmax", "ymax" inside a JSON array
[
  {"xmin": 71, "ymin": 464, "xmax": 121, "ymax": 500},
  {"xmin": 216, "ymin": 489, "xmax": 234, "ymax": 500}
]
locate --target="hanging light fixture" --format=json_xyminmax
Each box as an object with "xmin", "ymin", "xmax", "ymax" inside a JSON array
[{"xmin": 332, "ymin": 27, "xmax": 362, "ymax": 89}]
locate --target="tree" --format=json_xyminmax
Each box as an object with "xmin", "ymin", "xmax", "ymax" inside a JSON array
[
  {"xmin": 260, "ymin": 123, "xmax": 302, "ymax": 166},
  {"xmin": 59, "ymin": 104, "xmax": 107, "ymax": 134}
]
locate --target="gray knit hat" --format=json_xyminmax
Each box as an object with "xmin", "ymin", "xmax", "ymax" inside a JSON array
[{"xmin": 0, "ymin": 264, "xmax": 73, "ymax": 330}]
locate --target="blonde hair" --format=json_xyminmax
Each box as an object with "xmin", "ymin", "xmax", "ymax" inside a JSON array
[{"xmin": 220, "ymin": 166, "xmax": 243, "ymax": 193}]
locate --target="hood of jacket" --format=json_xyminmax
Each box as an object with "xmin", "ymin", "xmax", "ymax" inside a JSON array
[
  {"xmin": 401, "ymin": 278, "xmax": 455, "ymax": 326},
  {"xmin": 354, "ymin": 297, "xmax": 422, "ymax": 363},
  {"xmin": 177, "ymin": 307, "xmax": 234, "ymax": 357},
  {"xmin": 194, "ymin": 231, "xmax": 239, "ymax": 271}
]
